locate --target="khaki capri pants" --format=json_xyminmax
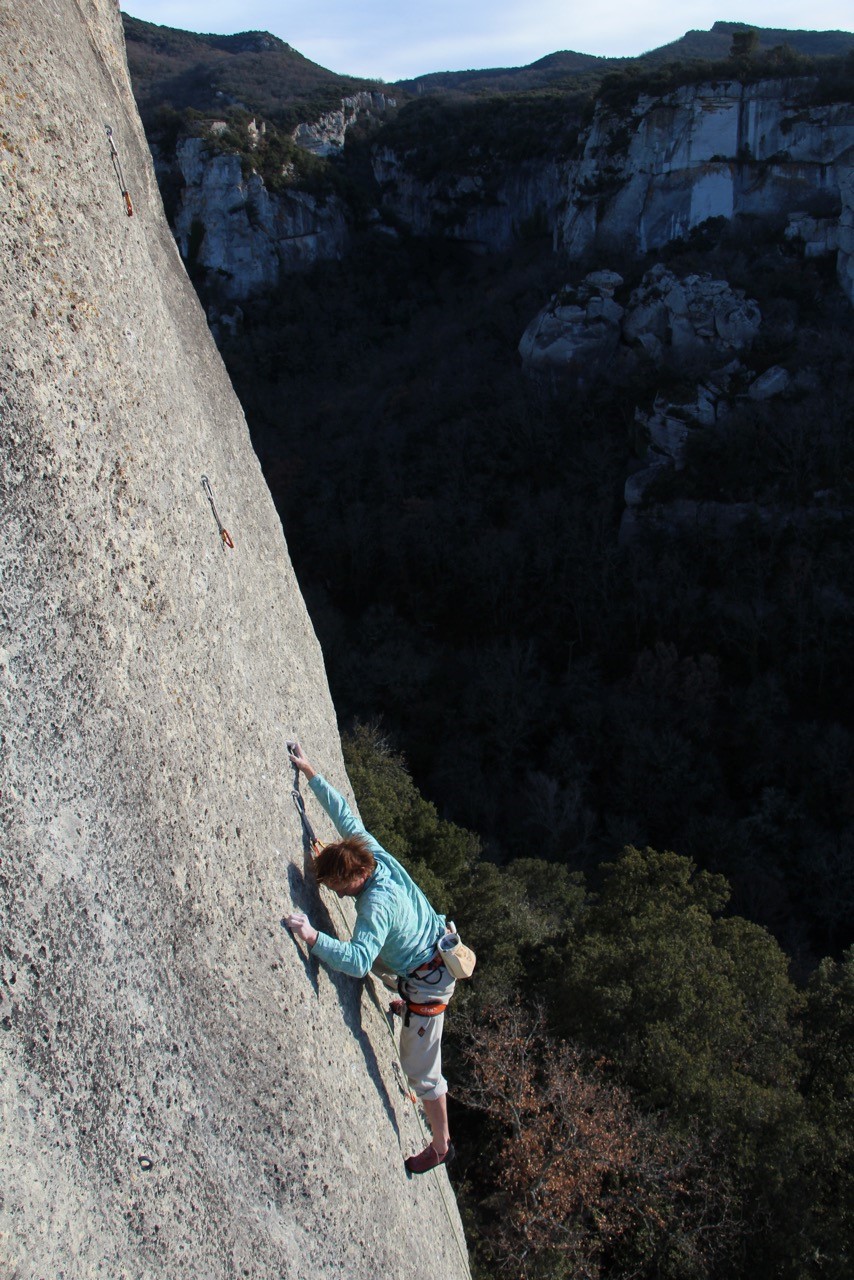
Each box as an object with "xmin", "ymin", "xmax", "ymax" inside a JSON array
[{"xmin": 397, "ymin": 964, "xmax": 456, "ymax": 1102}]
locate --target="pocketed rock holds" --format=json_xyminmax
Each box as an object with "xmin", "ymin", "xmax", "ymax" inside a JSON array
[{"xmin": 517, "ymin": 272, "xmax": 624, "ymax": 382}]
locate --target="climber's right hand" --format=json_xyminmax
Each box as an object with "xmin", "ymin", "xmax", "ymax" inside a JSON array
[
  {"xmin": 284, "ymin": 912, "xmax": 318, "ymax": 948},
  {"xmin": 287, "ymin": 740, "xmax": 316, "ymax": 780}
]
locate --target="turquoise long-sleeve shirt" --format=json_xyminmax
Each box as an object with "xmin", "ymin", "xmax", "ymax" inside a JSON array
[{"xmin": 307, "ymin": 773, "xmax": 446, "ymax": 979}]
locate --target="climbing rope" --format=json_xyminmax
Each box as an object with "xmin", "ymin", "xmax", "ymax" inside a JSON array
[
  {"xmin": 201, "ymin": 475, "xmax": 234, "ymax": 549},
  {"xmin": 105, "ymin": 126, "xmax": 133, "ymax": 217}
]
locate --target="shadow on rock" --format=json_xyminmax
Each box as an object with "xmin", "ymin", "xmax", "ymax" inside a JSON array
[{"xmin": 284, "ymin": 857, "xmax": 400, "ymax": 1139}]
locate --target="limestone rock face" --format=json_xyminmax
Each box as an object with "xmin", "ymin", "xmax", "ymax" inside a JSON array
[
  {"xmin": 518, "ymin": 272, "xmax": 624, "ymax": 382},
  {"xmin": 519, "ymin": 265, "xmax": 761, "ymax": 394},
  {"xmin": 294, "ymin": 91, "xmax": 396, "ymax": 156},
  {"xmin": 172, "ymin": 140, "xmax": 348, "ymax": 300},
  {"xmin": 0, "ymin": 4, "xmax": 470, "ymax": 1279},
  {"xmin": 559, "ymin": 80, "xmax": 854, "ymax": 303},
  {"xmin": 624, "ymin": 266, "xmax": 761, "ymax": 355},
  {"xmin": 372, "ymin": 148, "xmax": 568, "ymax": 250}
]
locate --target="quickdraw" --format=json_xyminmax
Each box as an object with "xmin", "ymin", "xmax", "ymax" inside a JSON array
[
  {"xmin": 201, "ymin": 475, "xmax": 234, "ymax": 549},
  {"xmin": 291, "ymin": 784, "xmax": 322, "ymax": 857},
  {"xmin": 288, "ymin": 742, "xmax": 322, "ymax": 856},
  {"xmin": 105, "ymin": 126, "xmax": 133, "ymax": 217}
]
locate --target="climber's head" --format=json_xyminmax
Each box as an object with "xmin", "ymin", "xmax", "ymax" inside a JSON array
[{"xmin": 314, "ymin": 835, "xmax": 376, "ymax": 897}]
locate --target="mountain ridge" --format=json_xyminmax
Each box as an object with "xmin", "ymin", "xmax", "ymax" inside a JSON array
[{"xmin": 124, "ymin": 13, "xmax": 854, "ymax": 122}]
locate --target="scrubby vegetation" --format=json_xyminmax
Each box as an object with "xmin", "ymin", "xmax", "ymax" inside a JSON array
[
  {"xmin": 368, "ymin": 90, "xmax": 586, "ymax": 180},
  {"xmin": 123, "ymin": 14, "xmax": 392, "ymax": 197},
  {"xmin": 123, "ymin": 16, "xmax": 376, "ymax": 132},
  {"xmin": 598, "ymin": 48, "xmax": 854, "ymax": 112},
  {"xmin": 343, "ymin": 724, "xmax": 853, "ymax": 1280}
]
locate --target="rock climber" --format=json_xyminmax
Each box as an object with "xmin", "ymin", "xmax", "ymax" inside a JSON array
[{"xmin": 283, "ymin": 742, "xmax": 456, "ymax": 1175}]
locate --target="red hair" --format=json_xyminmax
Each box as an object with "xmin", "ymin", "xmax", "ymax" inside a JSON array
[{"xmin": 314, "ymin": 835, "xmax": 376, "ymax": 886}]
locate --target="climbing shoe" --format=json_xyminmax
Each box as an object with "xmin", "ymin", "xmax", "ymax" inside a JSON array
[{"xmin": 405, "ymin": 1142, "xmax": 456, "ymax": 1175}]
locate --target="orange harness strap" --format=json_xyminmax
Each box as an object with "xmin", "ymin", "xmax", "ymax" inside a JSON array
[{"xmin": 405, "ymin": 999, "xmax": 448, "ymax": 1020}]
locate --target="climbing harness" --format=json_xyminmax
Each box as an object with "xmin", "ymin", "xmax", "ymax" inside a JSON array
[
  {"xmin": 402, "ymin": 998, "xmax": 448, "ymax": 1025},
  {"xmin": 201, "ymin": 475, "xmax": 234, "ymax": 549},
  {"xmin": 105, "ymin": 126, "xmax": 133, "ymax": 217},
  {"xmin": 398, "ymin": 950, "xmax": 451, "ymax": 1024}
]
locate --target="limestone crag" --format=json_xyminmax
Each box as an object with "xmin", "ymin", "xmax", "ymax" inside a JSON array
[
  {"xmin": 0, "ymin": 3, "xmax": 470, "ymax": 1277},
  {"xmin": 517, "ymin": 263, "xmax": 807, "ymax": 535},
  {"xmin": 519, "ymin": 266, "xmax": 761, "ymax": 387},
  {"xmin": 517, "ymin": 270, "xmax": 625, "ymax": 383},
  {"xmin": 558, "ymin": 79, "xmax": 854, "ymax": 303},
  {"xmin": 172, "ymin": 139, "xmax": 348, "ymax": 299},
  {"xmin": 372, "ymin": 148, "xmax": 568, "ymax": 250},
  {"xmin": 293, "ymin": 91, "xmax": 396, "ymax": 156}
]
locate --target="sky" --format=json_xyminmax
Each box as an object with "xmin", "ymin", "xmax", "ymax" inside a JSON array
[{"xmin": 123, "ymin": 2, "xmax": 854, "ymax": 81}]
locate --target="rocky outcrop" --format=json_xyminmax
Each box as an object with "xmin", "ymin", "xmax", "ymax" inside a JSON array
[
  {"xmin": 519, "ymin": 265, "xmax": 762, "ymax": 387},
  {"xmin": 172, "ymin": 139, "xmax": 348, "ymax": 300},
  {"xmin": 294, "ymin": 91, "xmax": 396, "ymax": 156},
  {"xmin": 0, "ymin": 4, "xmax": 470, "ymax": 1278},
  {"xmin": 518, "ymin": 271, "xmax": 624, "ymax": 383},
  {"xmin": 372, "ymin": 148, "xmax": 568, "ymax": 250},
  {"xmin": 558, "ymin": 79, "xmax": 854, "ymax": 303},
  {"xmin": 517, "ymin": 263, "xmax": 812, "ymax": 540}
]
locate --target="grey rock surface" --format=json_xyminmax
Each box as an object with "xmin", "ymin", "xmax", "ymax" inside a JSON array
[
  {"xmin": 372, "ymin": 147, "xmax": 568, "ymax": 251},
  {"xmin": 748, "ymin": 365, "xmax": 791, "ymax": 400},
  {"xmin": 172, "ymin": 139, "xmax": 348, "ymax": 300},
  {"xmin": 559, "ymin": 80, "xmax": 854, "ymax": 302},
  {"xmin": 0, "ymin": 4, "xmax": 470, "ymax": 1278},
  {"xmin": 518, "ymin": 273, "xmax": 624, "ymax": 381},
  {"xmin": 294, "ymin": 91, "xmax": 396, "ymax": 156}
]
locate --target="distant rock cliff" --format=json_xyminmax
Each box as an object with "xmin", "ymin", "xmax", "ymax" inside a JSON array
[
  {"xmin": 371, "ymin": 149, "xmax": 568, "ymax": 250},
  {"xmin": 139, "ymin": 67, "xmax": 853, "ymax": 308},
  {"xmin": 559, "ymin": 79, "xmax": 854, "ymax": 303},
  {"xmin": 364, "ymin": 76, "xmax": 853, "ymax": 300},
  {"xmin": 293, "ymin": 90, "xmax": 396, "ymax": 156},
  {"xmin": 172, "ymin": 138, "xmax": 348, "ymax": 299},
  {"xmin": 0, "ymin": 3, "xmax": 470, "ymax": 1277}
]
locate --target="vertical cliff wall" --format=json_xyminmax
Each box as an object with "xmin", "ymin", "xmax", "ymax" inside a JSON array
[
  {"xmin": 0, "ymin": 3, "xmax": 470, "ymax": 1277},
  {"xmin": 559, "ymin": 80, "xmax": 854, "ymax": 302}
]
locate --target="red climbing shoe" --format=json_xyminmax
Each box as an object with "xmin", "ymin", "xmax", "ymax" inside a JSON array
[{"xmin": 404, "ymin": 1142, "xmax": 456, "ymax": 1175}]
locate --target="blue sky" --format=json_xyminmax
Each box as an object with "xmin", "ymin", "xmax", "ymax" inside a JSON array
[{"xmin": 123, "ymin": 3, "xmax": 854, "ymax": 81}]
